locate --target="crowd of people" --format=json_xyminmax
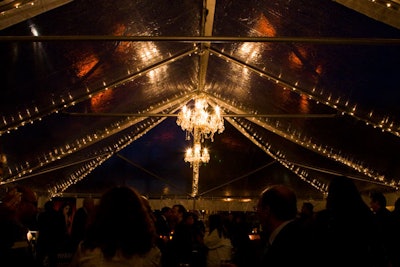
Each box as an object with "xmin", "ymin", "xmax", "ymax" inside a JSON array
[{"xmin": 1, "ymin": 175, "xmax": 400, "ymax": 267}]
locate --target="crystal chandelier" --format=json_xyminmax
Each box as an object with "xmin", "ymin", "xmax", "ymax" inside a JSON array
[
  {"xmin": 176, "ymin": 97, "xmax": 224, "ymax": 198},
  {"xmin": 177, "ymin": 98, "xmax": 224, "ymax": 142},
  {"xmin": 184, "ymin": 144, "xmax": 210, "ymax": 165}
]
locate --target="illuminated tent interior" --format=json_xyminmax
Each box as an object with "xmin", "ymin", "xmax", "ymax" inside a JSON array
[{"xmin": 1, "ymin": 0, "xmax": 400, "ymax": 209}]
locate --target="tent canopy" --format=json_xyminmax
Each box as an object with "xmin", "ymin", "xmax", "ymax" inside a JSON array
[{"xmin": 1, "ymin": 0, "xmax": 400, "ymax": 201}]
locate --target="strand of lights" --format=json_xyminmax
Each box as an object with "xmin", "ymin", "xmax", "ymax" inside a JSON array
[
  {"xmin": 49, "ymin": 157, "xmax": 108, "ymax": 197},
  {"xmin": 208, "ymin": 95, "xmax": 400, "ymax": 188},
  {"xmin": 209, "ymin": 48, "xmax": 400, "ymax": 138},
  {"xmin": 49, "ymin": 115, "xmax": 166, "ymax": 197},
  {"xmin": 0, "ymin": 49, "xmax": 197, "ymax": 136},
  {"xmin": 2, "ymin": 116, "xmax": 147, "ymax": 183},
  {"xmin": 3, "ymin": 96, "xmax": 189, "ymax": 183},
  {"xmin": 369, "ymin": 0, "xmax": 400, "ymax": 11},
  {"xmin": 279, "ymin": 157, "xmax": 398, "ymax": 190},
  {"xmin": 226, "ymin": 117, "xmax": 328, "ymax": 195},
  {"xmin": 1, "ymin": 45, "xmax": 398, "ymax": 138},
  {"xmin": 0, "ymin": 153, "xmax": 111, "ymax": 185},
  {"xmin": 246, "ymin": 116, "xmax": 397, "ymax": 186},
  {"xmin": 208, "ymin": 94, "xmax": 372, "ymax": 178}
]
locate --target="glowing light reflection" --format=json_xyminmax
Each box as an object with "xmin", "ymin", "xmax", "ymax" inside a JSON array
[{"xmin": 91, "ymin": 90, "xmax": 114, "ymax": 113}]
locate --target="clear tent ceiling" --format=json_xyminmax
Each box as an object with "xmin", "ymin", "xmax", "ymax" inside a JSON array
[{"xmin": 1, "ymin": 0, "xmax": 400, "ymax": 200}]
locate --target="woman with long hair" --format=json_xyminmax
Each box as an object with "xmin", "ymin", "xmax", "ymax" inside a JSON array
[
  {"xmin": 204, "ymin": 214, "xmax": 233, "ymax": 267},
  {"xmin": 69, "ymin": 186, "xmax": 161, "ymax": 267}
]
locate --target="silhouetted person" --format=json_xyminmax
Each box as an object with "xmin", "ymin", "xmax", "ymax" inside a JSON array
[
  {"xmin": 154, "ymin": 206, "xmax": 173, "ymax": 260},
  {"xmin": 370, "ymin": 191, "xmax": 396, "ymax": 267},
  {"xmin": 312, "ymin": 176, "xmax": 389, "ymax": 267},
  {"xmin": 183, "ymin": 211, "xmax": 207, "ymax": 267},
  {"xmin": 155, "ymin": 206, "xmax": 173, "ymax": 238},
  {"xmin": 297, "ymin": 201, "xmax": 315, "ymax": 231},
  {"xmin": 70, "ymin": 197, "xmax": 95, "ymax": 251},
  {"xmin": 228, "ymin": 212, "xmax": 251, "ymax": 267},
  {"xmin": 37, "ymin": 199, "xmax": 64, "ymax": 267},
  {"xmin": 392, "ymin": 197, "xmax": 400, "ymax": 221},
  {"xmin": 56, "ymin": 201, "xmax": 74, "ymax": 264},
  {"xmin": 69, "ymin": 186, "xmax": 161, "ymax": 267},
  {"xmin": 164, "ymin": 204, "xmax": 191, "ymax": 267},
  {"xmin": 256, "ymin": 184, "xmax": 309, "ymax": 267},
  {"xmin": 164, "ymin": 204, "xmax": 207, "ymax": 267},
  {"xmin": 391, "ymin": 197, "xmax": 400, "ymax": 267}
]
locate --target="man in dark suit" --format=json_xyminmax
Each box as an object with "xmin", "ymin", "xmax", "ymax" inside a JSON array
[
  {"xmin": 155, "ymin": 206, "xmax": 173, "ymax": 238},
  {"xmin": 256, "ymin": 184, "xmax": 310, "ymax": 267}
]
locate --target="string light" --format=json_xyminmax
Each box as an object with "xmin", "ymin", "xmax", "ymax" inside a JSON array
[
  {"xmin": 0, "ymin": 49, "xmax": 197, "ymax": 136},
  {"xmin": 1, "ymin": 40, "xmax": 399, "ymax": 194},
  {"xmin": 227, "ymin": 116, "xmax": 329, "ymax": 195},
  {"xmin": 2, "ymin": 97, "xmax": 188, "ymax": 185},
  {"xmin": 209, "ymin": 95, "xmax": 400, "ymax": 189},
  {"xmin": 49, "ymin": 116, "xmax": 164, "ymax": 197},
  {"xmin": 209, "ymin": 49, "xmax": 400, "ymax": 138}
]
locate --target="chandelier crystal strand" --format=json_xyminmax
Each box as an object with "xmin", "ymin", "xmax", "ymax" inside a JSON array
[
  {"xmin": 177, "ymin": 97, "xmax": 224, "ymax": 197},
  {"xmin": 190, "ymin": 129, "xmax": 203, "ymax": 197}
]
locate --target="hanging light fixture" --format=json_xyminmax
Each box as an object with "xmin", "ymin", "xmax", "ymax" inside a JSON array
[
  {"xmin": 177, "ymin": 97, "xmax": 224, "ymax": 142},
  {"xmin": 176, "ymin": 97, "xmax": 224, "ymax": 198},
  {"xmin": 184, "ymin": 143, "xmax": 210, "ymax": 165}
]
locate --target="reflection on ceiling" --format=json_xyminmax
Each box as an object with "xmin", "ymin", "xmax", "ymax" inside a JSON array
[{"xmin": 0, "ymin": 0, "xmax": 400, "ymax": 201}]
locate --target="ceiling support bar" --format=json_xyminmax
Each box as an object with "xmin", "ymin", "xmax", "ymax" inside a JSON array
[
  {"xmin": 1, "ymin": 36, "xmax": 400, "ymax": 45},
  {"xmin": 64, "ymin": 112, "xmax": 336, "ymax": 118},
  {"xmin": 0, "ymin": 153, "xmax": 109, "ymax": 185},
  {"xmin": 198, "ymin": 160, "xmax": 276, "ymax": 196},
  {"xmin": 281, "ymin": 159, "xmax": 397, "ymax": 189},
  {"xmin": 197, "ymin": 0, "xmax": 217, "ymax": 93}
]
